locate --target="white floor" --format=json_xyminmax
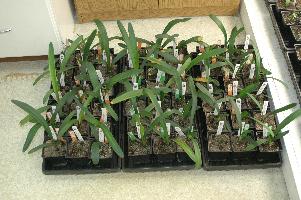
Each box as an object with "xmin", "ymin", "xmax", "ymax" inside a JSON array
[{"xmin": 0, "ymin": 15, "xmax": 290, "ymax": 200}]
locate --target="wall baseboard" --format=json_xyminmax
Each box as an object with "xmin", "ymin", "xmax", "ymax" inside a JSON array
[{"xmin": 0, "ymin": 55, "xmax": 48, "ymax": 63}]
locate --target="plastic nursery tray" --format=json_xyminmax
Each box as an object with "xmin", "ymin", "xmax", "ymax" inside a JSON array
[
  {"xmin": 284, "ymin": 51, "xmax": 301, "ymax": 104},
  {"xmin": 267, "ymin": 4, "xmax": 299, "ymax": 50}
]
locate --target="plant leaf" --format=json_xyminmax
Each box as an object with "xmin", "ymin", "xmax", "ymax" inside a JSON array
[
  {"xmin": 95, "ymin": 20, "xmax": 111, "ymax": 68},
  {"xmin": 48, "ymin": 43, "xmax": 60, "ymax": 101},
  {"xmin": 83, "ymin": 29, "xmax": 97, "ymax": 61},
  {"xmin": 175, "ymin": 138, "xmax": 196, "ymax": 162},
  {"xmin": 61, "ymin": 36, "xmax": 83, "ymax": 71},
  {"xmin": 28, "ymin": 142, "xmax": 56, "ymax": 154},
  {"xmin": 111, "ymin": 89, "xmax": 144, "ymax": 104},
  {"xmin": 247, "ymin": 93, "xmax": 262, "ymax": 110},
  {"xmin": 91, "ymin": 141, "xmax": 101, "ymax": 165},
  {"xmin": 209, "ymin": 14, "xmax": 227, "ymax": 46},
  {"xmin": 275, "ymin": 109, "xmax": 301, "ymax": 134},
  {"xmin": 12, "ymin": 100, "xmax": 52, "ymax": 136},
  {"xmin": 33, "ymin": 70, "xmax": 49, "ymax": 86},
  {"xmin": 43, "ymin": 89, "xmax": 54, "ymax": 105},
  {"xmin": 23, "ymin": 124, "xmax": 42, "ymax": 152},
  {"xmin": 19, "ymin": 105, "xmax": 50, "ymax": 126},
  {"xmin": 104, "ymin": 104, "xmax": 118, "ymax": 121}
]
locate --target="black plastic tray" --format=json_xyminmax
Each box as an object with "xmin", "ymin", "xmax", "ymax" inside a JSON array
[{"xmin": 267, "ymin": 4, "xmax": 298, "ymax": 50}]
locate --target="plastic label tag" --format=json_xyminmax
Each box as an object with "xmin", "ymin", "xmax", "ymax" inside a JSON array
[
  {"xmin": 236, "ymin": 98, "xmax": 242, "ymax": 113},
  {"xmin": 217, "ymin": 121, "xmax": 224, "ymax": 135},
  {"xmin": 226, "ymin": 52, "xmax": 229, "ymax": 60},
  {"xmin": 132, "ymin": 75, "xmax": 137, "ymax": 84},
  {"xmin": 60, "ymin": 73, "xmax": 65, "ymax": 87},
  {"xmin": 101, "ymin": 108, "xmax": 107, "ymax": 123},
  {"xmin": 256, "ymin": 82, "xmax": 268, "ymax": 96},
  {"xmin": 244, "ymin": 124, "xmax": 250, "ymax": 131},
  {"xmin": 182, "ymin": 82, "xmax": 187, "ymax": 96},
  {"xmin": 59, "ymin": 54, "xmax": 64, "ymax": 64},
  {"xmin": 76, "ymin": 106, "xmax": 81, "ymax": 120},
  {"xmin": 133, "ymin": 82, "xmax": 138, "ymax": 91},
  {"xmin": 173, "ymin": 39, "xmax": 177, "ymax": 51},
  {"xmin": 72, "ymin": 126, "xmax": 84, "ymax": 142},
  {"xmin": 214, "ymin": 102, "xmax": 222, "ymax": 116},
  {"xmin": 224, "ymin": 68, "xmax": 230, "ymax": 81},
  {"xmin": 49, "ymin": 126, "xmax": 57, "ymax": 140},
  {"xmin": 249, "ymin": 64, "xmax": 256, "ymax": 79},
  {"xmin": 99, "ymin": 89, "xmax": 104, "ymax": 102},
  {"xmin": 261, "ymin": 101, "xmax": 269, "ymax": 115},
  {"xmin": 244, "ymin": 35, "xmax": 251, "ymax": 50},
  {"xmin": 174, "ymin": 49, "xmax": 179, "ymax": 58},
  {"xmin": 128, "ymin": 54, "xmax": 133, "ymax": 68},
  {"xmin": 263, "ymin": 123, "xmax": 269, "ymax": 138},
  {"xmin": 233, "ymin": 81, "xmax": 238, "ymax": 96},
  {"xmin": 208, "ymin": 84, "xmax": 213, "ymax": 94},
  {"xmin": 233, "ymin": 64, "xmax": 240, "ymax": 79},
  {"xmin": 46, "ymin": 112, "xmax": 52, "ymax": 120},
  {"xmin": 179, "ymin": 107, "xmax": 184, "ymax": 113},
  {"xmin": 51, "ymin": 106, "xmax": 60, "ymax": 123},
  {"xmin": 175, "ymin": 127, "xmax": 185, "ymax": 137},
  {"xmin": 96, "ymin": 70, "xmax": 105, "ymax": 84},
  {"xmin": 166, "ymin": 123, "xmax": 171, "ymax": 136},
  {"xmin": 136, "ymin": 122, "xmax": 141, "ymax": 139},
  {"xmin": 227, "ymin": 84, "xmax": 233, "ymax": 96},
  {"xmin": 102, "ymin": 51, "xmax": 107, "ymax": 62},
  {"xmin": 238, "ymin": 122, "xmax": 246, "ymax": 136},
  {"xmin": 99, "ymin": 128, "xmax": 105, "ymax": 143},
  {"xmin": 78, "ymin": 90, "xmax": 84, "ymax": 97}
]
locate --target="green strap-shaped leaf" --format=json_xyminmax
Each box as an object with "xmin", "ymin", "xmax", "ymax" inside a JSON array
[
  {"xmin": 239, "ymin": 83, "xmax": 259, "ymax": 98},
  {"xmin": 175, "ymin": 138, "xmax": 196, "ymax": 161},
  {"xmin": 95, "ymin": 20, "xmax": 111, "ymax": 68},
  {"xmin": 128, "ymin": 23, "xmax": 139, "ymax": 69},
  {"xmin": 270, "ymin": 103, "xmax": 297, "ymax": 116},
  {"xmin": 247, "ymin": 93, "xmax": 262, "ymax": 111},
  {"xmin": 85, "ymin": 114, "xmax": 124, "ymax": 158},
  {"xmin": 33, "ymin": 70, "xmax": 49, "ymax": 86},
  {"xmin": 28, "ymin": 142, "xmax": 56, "ymax": 154},
  {"xmin": 19, "ymin": 105, "xmax": 50, "ymax": 126},
  {"xmin": 229, "ymin": 97, "xmax": 242, "ymax": 131},
  {"xmin": 178, "ymin": 36, "xmax": 201, "ymax": 49},
  {"xmin": 91, "ymin": 141, "xmax": 101, "ymax": 165},
  {"xmin": 12, "ymin": 100, "xmax": 52, "ymax": 136},
  {"xmin": 61, "ymin": 36, "xmax": 83, "ymax": 71},
  {"xmin": 23, "ymin": 124, "xmax": 42, "ymax": 152},
  {"xmin": 209, "ymin": 14, "xmax": 227, "ymax": 46},
  {"xmin": 43, "ymin": 89, "xmax": 54, "ymax": 105},
  {"xmin": 192, "ymin": 138, "xmax": 202, "ymax": 169},
  {"xmin": 85, "ymin": 62, "xmax": 101, "ymax": 91},
  {"xmin": 188, "ymin": 77, "xmax": 197, "ymax": 126},
  {"xmin": 112, "ymin": 48, "xmax": 127, "ymax": 65},
  {"xmin": 104, "ymin": 104, "xmax": 118, "ymax": 121},
  {"xmin": 111, "ymin": 89, "xmax": 144, "ymax": 104},
  {"xmin": 58, "ymin": 119, "xmax": 77, "ymax": 138},
  {"xmin": 275, "ymin": 109, "xmax": 301, "ymax": 134},
  {"xmin": 157, "ymin": 51, "xmax": 179, "ymax": 64},
  {"xmin": 48, "ymin": 43, "xmax": 60, "ymax": 101},
  {"xmin": 83, "ymin": 29, "xmax": 97, "ymax": 61},
  {"xmin": 105, "ymin": 68, "xmax": 143, "ymax": 90}
]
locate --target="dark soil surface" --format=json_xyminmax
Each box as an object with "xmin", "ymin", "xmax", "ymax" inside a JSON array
[
  {"xmin": 62, "ymin": 101, "xmax": 77, "ymax": 114},
  {"xmin": 100, "ymin": 143, "xmax": 113, "ymax": 159},
  {"xmin": 208, "ymin": 133, "xmax": 231, "ymax": 152},
  {"xmin": 277, "ymin": 0, "xmax": 301, "ymax": 10},
  {"xmin": 205, "ymin": 113, "xmax": 229, "ymax": 132},
  {"xmin": 291, "ymin": 25, "xmax": 301, "ymax": 41},
  {"xmin": 247, "ymin": 94, "xmax": 268, "ymax": 109},
  {"xmin": 147, "ymin": 68, "xmax": 158, "ymax": 80},
  {"xmin": 230, "ymin": 135, "xmax": 254, "ymax": 152},
  {"xmin": 282, "ymin": 11, "xmax": 301, "ymax": 25},
  {"xmin": 173, "ymin": 115, "xmax": 190, "ymax": 128},
  {"xmin": 43, "ymin": 141, "xmax": 67, "ymax": 158},
  {"xmin": 253, "ymin": 113, "xmax": 277, "ymax": 131},
  {"xmin": 91, "ymin": 102, "xmax": 102, "ymax": 116},
  {"xmin": 153, "ymin": 136, "xmax": 177, "ymax": 155},
  {"xmin": 257, "ymin": 132, "xmax": 280, "ymax": 152},
  {"xmin": 67, "ymin": 140, "xmax": 91, "ymax": 158},
  {"xmin": 128, "ymin": 139, "xmax": 152, "ymax": 156},
  {"xmin": 231, "ymin": 114, "xmax": 255, "ymax": 130}
]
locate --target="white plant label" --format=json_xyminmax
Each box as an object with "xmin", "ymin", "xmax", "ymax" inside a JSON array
[
  {"xmin": 99, "ymin": 128, "xmax": 105, "ymax": 143},
  {"xmin": 133, "ymin": 82, "xmax": 138, "ymax": 91},
  {"xmin": 208, "ymin": 68, "xmax": 211, "ymax": 76},
  {"xmin": 226, "ymin": 52, "xmax": 229, "ymax": 60},
  {"xmin": 72, "ymin": 126, "xmax": 84, "ymax": 142},
  {"xmin": 46, "ymin": 112, "xmax": 52, "ymax": 120},
  {"xmin": 174, "ymin": 49, "xmax": 179, "ymax": 58},
  {"xmin": 59, "ymin": 54, "xmax": 64, "ymax": 64},
  {"xmin": 233, "ymin": 81, "xmax": 238, "ymax": 96},
  {"xmin": 179, "ymin": 107, "xmax": 184, "ymax": 113},
  {"xmin": 261, "ymin": 101, "xmax": 269, "ymax": 115},
  {"xmin": 104, "ymin": 94, "xmax": 109, "ymax": 102},
  {"xmin": 217, "ymin": 121, "xmax": 224, "ymax": 135},
  {"xmin": 244, "ymin": 124, "xmax": 250, "ymax": 131},
  {"xmin": 49, "ymin": 126, "xmax": 58, "ymax": 140},
  {"xmin": 173, "ymin": 39, "xmax": 177, "ymax": 50},
  {"xmin": 166, "ymin": 123, "xmax": 171, "ymax": 136},
  {"xmin": 60, "ymin": 73, "xmax": 65, "ymax": 87},
  {"xmin": 182, "ymin": 82, "xmax": 187, "ymax": 95},
  {"xmin": 256, "ymin": 82, "xmax": 268, "ymax": 96},
  {"xmin": 263, "ymin": 123, "xmax": 269, "ymax": 138},
  {"xmin": 249, "ymin": 64, "xmax": 256, "ymax": 79},
  {"xmin": 179, "ymin": 54, "xmax": 184, "ymax": 62},
  {"xmin": 214, "ymin": 102, "xmax": 222, "ymax": 116},
  {"xmin": 238, "ymin": 122, "xmax": 246, "ymax": 136},
  {"xmin": 236, "ymin": 98, "xmax": 242, "ymax": 113},
  {"xmin": 244, "ymin": 35, "xmax": 251, "ymax": 50},
  {"xmin": 101, "ymin": 108, "xmax": 107, "ymax": 123},
  {"xmin": 95, "ymin": 70, "xmax": 105, "ymax": 84},
  {"xmin": 99, "ymin": 89, "xmax": 104, "ymax": 102},
  {"xmin": 175, "ymin": 127, "xmax": 185, "ymax": 137},
  {"xmin": 130, "ymin": 106, "xmax": 135, "ymax": 116},
  {"xmin": 51, "ymin": 106, "xmax": 60, "ymax": 123},
  {"xmin": 136, "ymin": 122, "xmax": 141, "ymax": 139},
  {"xmin": 83, "ymin": 80, "xmax": 87, "ymax": 87},
  {"xmin": 78, "ymin": 90, "xmax": 84, "ymax": 97},
  {"xmin": 208, "ymin": 84, "xmax": 213, "ymax": 94},
  {"xmin": 128, "ymin": 56, "xmax": 133, "ymax": 68},
  {"xmin": 102, "ymin": 51, "xmax": 107, "ymax": 62},
  {"xmin": 132, "ymin": 75, "xmax": 137, "ymax": 84},
  {"xmin": 76, "ymin": 106, "xmax": 81, "ymax": 120},
  {"xmin": 156, "ymin": 70, "xmax": 162, "ymax": 83},
  {"xmin": 233, "ymin": 64, "xmax": 240, "ymax": 79}
]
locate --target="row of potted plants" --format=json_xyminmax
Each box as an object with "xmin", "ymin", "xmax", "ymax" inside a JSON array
[
  {"xmin": 12, "ymin": 15, "xmax": 301, "ymax": 173},
  {"xmin": 266, "ymin": 0, "xmax": 301, "ymax": 105}
]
